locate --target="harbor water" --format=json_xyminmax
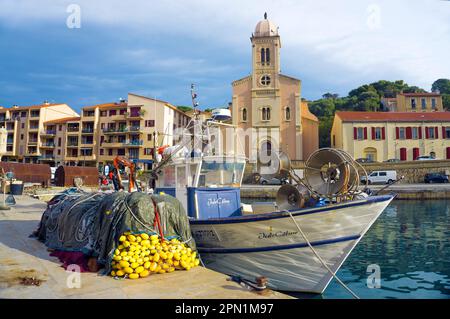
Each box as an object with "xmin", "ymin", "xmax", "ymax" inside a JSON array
[{"xmin": 244, "ymin": 199, "xmax": 450, "ymax": 299}]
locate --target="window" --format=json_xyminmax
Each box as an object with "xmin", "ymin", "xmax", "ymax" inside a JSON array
[
  {"xmin": 412, "ymin": 127, "xmax": 419, "ymax": 139},
  {"xmin": 20, "ymin": 134, "xmax": 24, "ymax": 140},
  {"xmin": 411, "ymin": 99, "xmax": 416, "ymax": 109},
  {"xmin": 285, "ymin": 107, "xmax": 291, "ymax": 121},
  {"xmin": 421, "ymin": 98, "xmax": 426, "ymax": 110},
  {"xmin": 144, "ymin": 148, "xmax": 153, "ymax": 155},
  {"xmin": 21, "ymin": 111, "xmax": 26, "ymax": 118},
  {"xmin": 260, "ymin": 48, "xmax": 265, "ymax": 64},
  {"xmin": 357, "ymin": 127, "xmax": 364, "ymax": 140},
  {"xmin": 262, "ymin": 107, "xmax": 271, "ymax": 121},
  {"xmin": 100, "ymin": 111, "xmax": 107, "ymax": 117},
  {"xmin": 21, "ymin": 123, "xmax": 24, "ymax": 129},
  {"xmin": 432, "ymin": 98, "xmax": 436, "ymax": 109},
  {"xmin": 108, "ymin": 149, "xmax": 113, "ymax": 156},
  {"xmin": 445, "ymin": 127, "xmax": 450, "ymax": 139},
  {"xmin": 57, "ymin": 149, "xmax": 61, "ymax": 155},
  {"xmin": 242, "ymin": 108, "xmax": 247, "ymax": 121},
  {"xmin": 374, "ymin": 127, "xmax": 381, "ymax": 140},
  {"xmin": 379, "ymin": 172, "xmax": 387, "ymax": 177},
  {"xmin": 109, "ymin": 110, "xmax": 117, "ymax": 116},
  {"xmin": 117, "ymin": 149, "xmax": 125, "ymax": 156},
  {"xmin": 428, "ymin": 127, "xmax": 435, "ymax": 139},
  {"xmin": 265, "ymin": 48, "xmax": 270, "ymax": 64},
  {"xmin": 147, "ymin": 134, "xmax": 152, "ymax": 141},
  {"xmin": 399, "ymin": 127, "xmax": 405, "ymax": 139},
  {"xmin": 145, "ymin": 120, "xmax": 155, "ymax": 127},
  {"xmin": 59, "ymin": 125, "xmax": 62, "ymax": 131},
  {"xmin": 58, "ymin": 138, "xmax": 61, "ymax": 147},
  {"xmin": 100, "ymin": 149, "xmax": 104, "ymax": 155},
  {"xmin": 260, "ymin": 75, "xmax": 271, "ymax": 86}
]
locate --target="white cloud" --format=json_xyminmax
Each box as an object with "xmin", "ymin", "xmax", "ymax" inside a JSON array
[{"xmin": 1, "ymin": 0, "xmax": 449, "ymax": 98}]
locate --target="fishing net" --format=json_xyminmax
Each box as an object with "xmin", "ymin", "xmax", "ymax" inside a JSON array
[{"xmin": 35, "ymin": 191, "xmax": 195, "ymax": 274}]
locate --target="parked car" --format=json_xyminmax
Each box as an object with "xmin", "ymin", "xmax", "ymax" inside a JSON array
[
  {"xmin": 260, "ymin": 177, "xmax": 289, "ymax": 185},
  {"xmin": 424, "ymin": 173, "xmax": 449, "ymax": 183},
  {"xmin": 384, "ymin": 158, "xmax": 400, "ymax": 163},
  {"xmin": 361, "ymin": 170, "xmax": 397, "ymax": 185},
  {"xmin": 356, "ymin": 158, "xmax": 376, "ymax": 163},
  {"xmin": 416, "ymin": 156, "xmax": 437, "ymax": 161}
]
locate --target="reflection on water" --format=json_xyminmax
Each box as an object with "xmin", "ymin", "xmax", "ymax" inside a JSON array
[{"xmin": 295, "ymin": 200, "xmax": 450, "ymax": 299}]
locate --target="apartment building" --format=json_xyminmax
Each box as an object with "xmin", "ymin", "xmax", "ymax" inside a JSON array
[
  {"xmin": 0, "ymin": 103, "xmax": 79, "ymax": 163},
  {"xmin": 65, "ymin": 93, "xmax": 191, "ymax": 170},
  {"xmin": 331, "ymin": 111, "xmax": 450, "ymax": 162}
]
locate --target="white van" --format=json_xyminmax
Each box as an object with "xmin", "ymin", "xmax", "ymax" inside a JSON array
[{"xmin": 361, "ymin": 170, "xmax": 397, "ymax": 185}]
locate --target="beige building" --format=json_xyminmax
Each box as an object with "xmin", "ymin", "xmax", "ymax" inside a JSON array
[
  {"xmin": 65, "ymin": 93, "xmax": 191, "ymax": 170},
  {"xmin": 331, "ymin": 111, "xmax": 450, "ymax": 162},
  {"xmin": 0, "ymin": 103, "xmax": 79, "ymax": 163},
  {"xmin": 381, "ymin": 92, "xmax": 443, "ymax": 112},
  {"xmin": 231, "ymin": 14, "xmax": 318, "ymax": 163}
]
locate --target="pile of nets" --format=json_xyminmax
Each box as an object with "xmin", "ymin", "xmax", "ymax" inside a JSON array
[
  {"xmin": 111, "ymin": 233, "xmax": 200, "ymax": 279},
  {"xmin": 34, "ymin": 191, "xmax": 196, "ymax": 275}
]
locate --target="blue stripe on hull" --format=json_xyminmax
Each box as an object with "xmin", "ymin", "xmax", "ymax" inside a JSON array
[
  {"xmin": 197, "ymin": 234, "xmax": 360, "ymax": 254},
  {"xmin": 190, "ymin": 194, "xmax": 393, "ymax": 225}
]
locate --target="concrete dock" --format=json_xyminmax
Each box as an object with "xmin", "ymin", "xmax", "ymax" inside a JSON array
[
  {"xmin": 240, "ymin": 183, "xmax": 450, "ymax": 200},
  {"xmin": 0, "ymin": 195, "xmax": 291, "ymax": 299}
]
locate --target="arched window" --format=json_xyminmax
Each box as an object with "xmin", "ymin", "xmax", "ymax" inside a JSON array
[
  {"xmin": 242, "ymin": 108, "xmax": 247, "ymax": 121},
  {"xmin": 285, "ymin": 107, "xmax": 291, "ymax": 120},
  {"xmin": 265, "ymin": 48, "xmax": 270, "ymax": 64},
  {"xmin": 266, "ymin": 108, "xmax": 271, "ymax": 120},
  {"xmin": 262, "ymin": 108, "xmax": 267, "ymax": 121},
  {"xmin": 260, "ymin": 48, "xmax": 265, "ymax": 64}
]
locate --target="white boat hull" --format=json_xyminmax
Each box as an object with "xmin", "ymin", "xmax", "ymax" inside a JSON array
[{"xmin": 190, "ymin": 195, "xmax": 394, "ymax": 293}]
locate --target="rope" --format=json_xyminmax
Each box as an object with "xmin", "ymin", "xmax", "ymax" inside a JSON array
[{"xmin": 284, "ymin": 210, "xmax": 360, "ymax": 299}]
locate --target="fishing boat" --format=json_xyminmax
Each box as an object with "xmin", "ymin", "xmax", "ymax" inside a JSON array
[{"xmin": 151, "ymin": 86, "xmax": 394, "ymax": 294}]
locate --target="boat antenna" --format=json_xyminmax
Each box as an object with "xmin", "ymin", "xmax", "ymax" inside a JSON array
[{"xmin": 191, "ymin": 83, "xmax": 200, "ymax": 120}]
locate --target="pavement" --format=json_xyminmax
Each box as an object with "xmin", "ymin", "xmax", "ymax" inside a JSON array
[{"xmin": 0, "ymin": 195, "xmax": 291, "ymax": 299}]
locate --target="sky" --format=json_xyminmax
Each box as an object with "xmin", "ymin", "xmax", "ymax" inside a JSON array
[{"xmin": 0, "ymin": 0, "xmax": 449, "ymax": 112}]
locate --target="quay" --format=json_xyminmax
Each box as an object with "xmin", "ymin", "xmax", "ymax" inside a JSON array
[
  {"xmin": 0, "ymin": 195, "xmax": 291, "ymax": 299},
  {"xmin": 241, "ymin": 183, "xmax": 450, "ymax": 200}
]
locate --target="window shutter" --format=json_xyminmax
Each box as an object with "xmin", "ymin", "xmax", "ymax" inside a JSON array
[
  {"xmin": 396, "ymin": 127, "xmax": 399, "ymax": 139},
  {"xmin": 442, "ymin": 127, "xmax": 446, "ymax": 139},
  {"xmin": 382, "ymin": 127, "xmax": 386, "ymax": 140},
  {"xmin": 364, "ymin": 127, "xmax": 367, "ymax": 140},
  {"xmin": 425, "ymin": 127, "xmax": 429, "ymax": 139},
  {"xmin": 419, "ymin": 127, "xmax": 422, "ymax": 139},
  {"xmin": 435, "ymin": 127, "xmax": 439, "ymax": 139},
  {"xmin": 371, "ymin": 127, "xmax": 375, "ymax": 140},
  {"xmin": 353, "ymin": 127, "xmax": 357, "ymax": 140},
  {"xmin": 406, "ymin": 127, "xmax": 412, "ymax": 139}
]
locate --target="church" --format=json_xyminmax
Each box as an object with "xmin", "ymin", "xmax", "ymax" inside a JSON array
[{"xmin": 231, "ymin": 14, "xmax": 319, "ymax": 164}]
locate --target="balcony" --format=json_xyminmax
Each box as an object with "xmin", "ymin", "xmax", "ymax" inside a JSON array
[
  {"xmin": 102, "ymin": 127, "xmax": 128, "ymax": 134},
  {"xmin": 40, "ymin": 142, "xmax": 55, "ymax": 148},
  {"xmin": 39, "ymin": 155, "xmax": 55, "ymax": 161},
  {"xmin": 67, "ymin": 142, "xmax": 79, "ymax": 148},
  {"xmin": 81, "ymin": 128, "xmax": 95, "ymax": 134},
  {"xmin": 128, "ymin": 126, "xmax": 141, "ymax": 132},
  {"xmin": 41, "ymin": 130, "xmax": 56, "ymax": 136},
  {"xmin": 28, "ymin": 126, "xmax": 40, "ymax": 132},
  {"xmin": 102, "ymin": 141, "xmax": 124, "ymax": 148},
  {"xmin": 6, "ymin": 139, "xmax": 14, "ymax": 144},
  {"xmin": 67, "ymin": 127, "xmax": 80, "ymax": 134},
  {"xmin": 28, "ymin": 139, "xmax": 38, "ymax": 145},
  {"xmin": 123, "ymin": 140, "xmax": 143, "ymax": 147},
  {"xmin": 126, "ymin": 111, "xmax": 145, "ymax": 120}
]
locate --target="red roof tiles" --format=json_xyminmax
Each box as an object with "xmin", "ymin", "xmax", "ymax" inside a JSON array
[{"xmin": 336, "ymin": 111, "xmax": 450, "ymax": 122}]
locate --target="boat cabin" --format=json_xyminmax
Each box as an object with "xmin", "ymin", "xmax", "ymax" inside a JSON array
[{"xmin": 155, "ymin": 155, "xmax": 246, "ymax": 220}]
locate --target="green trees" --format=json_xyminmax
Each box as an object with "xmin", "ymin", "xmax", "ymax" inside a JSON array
[{"xmin": 432, "ymin": 79, "xmax": 450, "ymax": 110}]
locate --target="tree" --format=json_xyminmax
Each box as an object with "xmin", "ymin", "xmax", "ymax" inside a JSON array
[
  {"xmin": 177, "ymin": 106, "xmax": 193, "ymax": 113},
  {"xmin": 443, "ymin": 94, "xmax": 450, "ymax": 111},
  {"xmin": 432, "ymin": 79, "xmax": 450, "ymax": 94}
]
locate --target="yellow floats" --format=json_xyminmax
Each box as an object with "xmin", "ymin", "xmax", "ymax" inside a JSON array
[{"xmin": 110, "ymin": 232, "xmax": 200, "ymax": 279}]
